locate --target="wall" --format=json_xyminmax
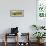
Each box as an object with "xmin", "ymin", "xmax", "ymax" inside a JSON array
[{"xmin": 0, "ymin": 0, "xmax": 36, "ymax": 42}]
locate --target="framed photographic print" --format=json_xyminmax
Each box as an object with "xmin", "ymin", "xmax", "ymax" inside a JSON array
[
  {"xmin": 10, "ymin": 10, "xmax": 24, "ymax": 17},
  {"xmin": 37, "ymin": 0, "xmax": 46, "ymax": 18}
]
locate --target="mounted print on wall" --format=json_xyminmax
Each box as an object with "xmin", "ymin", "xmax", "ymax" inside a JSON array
[
  {"xmin": 10, "ymin": 10, "xmax": 24, "ymax": 17},
  {"xmin": 37, "ymin": 0, "xmax": 46, "ymax": 18}
]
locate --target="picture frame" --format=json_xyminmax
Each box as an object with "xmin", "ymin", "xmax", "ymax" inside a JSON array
[
  {"xmin": 36, "ymin": 0, "xmax": 46, "ymax": 26},
  {"xmin": 10, "ymin": 10, "xmax": 24, "ymax": 17}
]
